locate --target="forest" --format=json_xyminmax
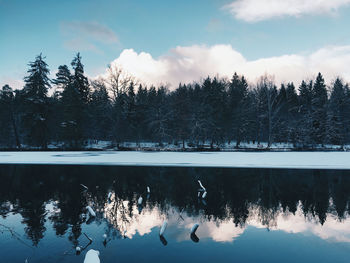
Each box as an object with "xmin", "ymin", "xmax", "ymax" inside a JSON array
[{"xmin": 0, "ymin": 53, "xmax": 349, "ymax": 150}]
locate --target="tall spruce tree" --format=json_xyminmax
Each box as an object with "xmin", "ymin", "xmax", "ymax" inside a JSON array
[
  {"xmin": 188, "ymin": 83, "xmax": 208, "ymax": 146},
  {"xmin": 60, "ymin": 80, "xmax": 82, "ymax": 147},
  {"xmin": 89, "ymin": 80, "xmax": 112, "ymax": 140},
  {"xmin": 125, "ymin": 82, "xmax": 138, "ymax": 140},
  {"xmin": 171, "ymin": 84, "xmax": 190, "ymax": 148},
  {"xmin": 285, "ymin": 82, "xmax": 299, "ymax": 144},
  {"xmin": 275, "ymin": 84, "xmax": 288, "ymax": 142},
  {"xmin": 58, "ymin": 54, "xmax": 89, "ymax": 147},
  {"xmin": 71, "ymin": 53, "xmax": 89, "ymax": 104},
  {"xmin": 228, "ymin": 73, "xmax": 249, "ymax": 147},
  {"xmin": 296, "ymin": 80, "xmax": 313, "ymax": 146},
  {"xmin": 311, "ymin": 73, "xmax": 328, "ymax": 145},
  {"xmin": 22, "ymin": 54, "xmax": 51, "ymax": 148},
  {"xmin": 134, "ymin": 84, "xmax": 149, "ymax": 142},
  {"xmin": 147, "ymin": 86, "xmax": 171, "ymax": 145},
  {"xmin": 52, "ymin": 65, "xmax": 71, "ymax": 98},
  {"xmin": 327, "ymin": 78, "xmax": 346, "ymax": 146}
]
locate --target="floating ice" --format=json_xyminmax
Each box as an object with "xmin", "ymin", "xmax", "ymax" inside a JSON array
[
  {"xmin": 191, "ymin": 223, "xmax": 199, "ymax": 234},
  {"xmin": 84, "ymin": 249, "xmax": 100, "ymax": 263},
  {"xmin": 86, "ymin": 206, "xmax": 96, "ymax": 217},
  {"xmin": 160, "ymin": 220, "xmax": 168, "ymax": 236}
]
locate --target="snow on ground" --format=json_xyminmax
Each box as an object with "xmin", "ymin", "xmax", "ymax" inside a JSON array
[{"xmin": 1, "ymin": 151, "xmax": 350, "ymax": 169}]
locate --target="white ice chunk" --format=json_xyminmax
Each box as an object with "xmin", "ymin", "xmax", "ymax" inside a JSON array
[
  {"xmin": 84, "ymin": 249, "xmax": 100, "ymax": 263},
  {"xmin": 138, "ymin": 196, "xmax": 143, "ymax": 205},
  {"xmin": 191, "ymin": 223, "xmax": 199, "ymax": 234},
  {"xmin": 86, "ymin": 206, "xmax": 96, "ymax": 217},
  {"xmin": 160, "ymin": 220, "xmax": 168, "ymax": 236}
]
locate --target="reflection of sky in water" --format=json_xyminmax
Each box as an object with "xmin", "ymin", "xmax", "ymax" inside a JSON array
[
  {"xmin": 3, "ymin": 197, "xmax": 350, "ymax": 263},
  {"xmin": 103, "ymin": 195, "xmax": 350, "ymax": 244}
]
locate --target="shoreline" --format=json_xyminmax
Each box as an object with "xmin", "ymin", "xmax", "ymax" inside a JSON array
[{"xmin": 1, "ymin": 151, "xmax": 350, "ymax": 170}]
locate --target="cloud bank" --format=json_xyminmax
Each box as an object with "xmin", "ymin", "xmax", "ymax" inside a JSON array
[
  {"xmin": 101, "ymin": 44, "xmax": 350, "ymax": 88},
  {"xmin": 224, "ymin": 0, "xmax": 350, "ymax": 22}
]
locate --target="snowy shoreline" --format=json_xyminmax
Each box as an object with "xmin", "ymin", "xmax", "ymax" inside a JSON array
[{"xmin": 1, "ymin": 151, "xmax": 350, "ymax": 169}]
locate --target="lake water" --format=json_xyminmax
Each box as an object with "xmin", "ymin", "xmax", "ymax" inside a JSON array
[{"xmin": 1, "ymin": 165, "xmax": 350, "ymax": 262}]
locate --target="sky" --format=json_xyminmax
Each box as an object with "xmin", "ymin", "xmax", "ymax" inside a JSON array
[{"xmin": 1, "ymin": 0, "xmax": 350, "ymax": 89}]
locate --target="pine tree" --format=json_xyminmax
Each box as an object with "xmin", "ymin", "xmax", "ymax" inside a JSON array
[
  {"xmin": 60, "ymin": 79, "xmax": 82, "ymax": 147},
  {"xmin": 89, "ymin": 80, "xmax": 112, "ymax": 140},
  {"xmin": 228, "ymin": 73, "xmax": 249, "ymax": 147},
  {"xmin": 125, "ymin": 82, "xmax": 138, "ymax": 140},
  {"xmin": 201, "ymin": 77, "xmax": 226, "ymax": 147},
  {"xmin": 52, "ymin": 65, "xmax": 71, "ymax": 98},
  {"xmin": 311, "ymin": 73, "xmax": 328, "ymax": 145},
  {"xmin": 22, "ymin": 54, "xmax": 51, "ymax": 148},
  {"xmin": 59, "ymin": 53, "xmax": 90, "ymax": 147},
  {"xmin": 130, "ymin": 84, "xmax": 148, "ymax": 142},
  {"xmin": 188, "ymin": 83, "xmax": 208, "ymax": 146},
  {"xmin": 274, "ymin": 84, "xmax": 288, "ymax": 142},
  {"xmin": 0, "ymin": 85, "xmax": 20, "ymax": 147},
  {"xmin": 285, "ymin": 82, "xmax": 299, "ymax": 144},
  {"xmin": 147, "ymin": 86, "xmax": 171, "ymax": 145},
  {"xmin": 171, "ymin": 84, "xmax": 190, "ymax": 148},
  {"xmin": 327, "ymin": 78, "xmax": 346, "ymax": 146},
  {"xmin": 71, "ymin": 53, "xmax": 89, "ymax": 104},
  {"xmin": 296, "ymin": 80, "xmax": 313, "ymax": 147}
]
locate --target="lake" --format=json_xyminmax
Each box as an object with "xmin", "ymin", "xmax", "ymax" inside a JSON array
[{"xmin": 1, "ymin": 165, "xmax": 350, "ymax": 262}]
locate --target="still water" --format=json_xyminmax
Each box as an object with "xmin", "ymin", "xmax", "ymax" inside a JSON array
[{"xmin": 1, "ymin": 165, "xmax": 350, "ymax": 262}]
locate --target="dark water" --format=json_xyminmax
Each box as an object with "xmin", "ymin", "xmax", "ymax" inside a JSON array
[{"xmin": 1, "ymin": 166, "xmax": 350, "ymax": 262}]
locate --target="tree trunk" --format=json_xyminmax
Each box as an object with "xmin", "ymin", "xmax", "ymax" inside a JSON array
[{"xmin": 10, "ymin": 108, "xmax": 20, "ymax": 148}]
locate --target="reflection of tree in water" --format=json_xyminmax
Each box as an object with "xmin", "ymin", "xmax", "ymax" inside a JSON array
[
  {"xmin": 103, "ymin": 193, "xmax": 131, "ymax": 238},
  {"xmin": 20, "ymin": 200, "xmax": 47, "ymax": 246},
  {"xmin": 1, "ymin": 165, "xmax": 350, "ymax": 245}
]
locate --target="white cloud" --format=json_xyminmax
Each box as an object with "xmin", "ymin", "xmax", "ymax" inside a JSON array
[
  {"xmin": 0, "ymin": 75, "xmax": 24, "ymax": 90},
  {"xmin": 224, "ymin": 0, "xmax": 350, "ymax": 22},
  {"xmin": 60, "ymin": 21, "xmax": 118, "ymax": 52},
  {"xmin": 99, "ymin": 44, "xmax": 350, "ymax": 88}
]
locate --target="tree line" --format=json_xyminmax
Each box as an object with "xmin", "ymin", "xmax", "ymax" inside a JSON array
[{"xmin": 1, "ymin": 53, "xmax": 350, "ymax": 149}]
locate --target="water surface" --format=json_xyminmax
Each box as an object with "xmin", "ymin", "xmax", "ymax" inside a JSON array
[{"xmin": 1, "ymin": 165, "xmax": 350, "ymax": 262}]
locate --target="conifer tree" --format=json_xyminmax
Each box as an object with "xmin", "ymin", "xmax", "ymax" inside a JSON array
[
  {"xmin": 22, "ymin": 54, "xmax": 51, "ymax": 148},
  {"xmin": 311, "ymin": 73, "xmax": 328, "ymax": 145},
  {"xmin": 171, "ymin": 84, "xmax": 190, "ymax": 148},
  {"xmin": 285, "ymin": 82, "xmax": 299, "ymax": 144},
  {"xmin": 52, "ymin": 65, "xmax": 71, "ymax": 98},
  {"xmin": 59, "ymin": 53, "xmax": 90, "ymax": 147},
  {"xmin": 296, "ymin": 80, "xmax": 313, "ymax": 146},
  {"xmin": 228, "ymin": 73, "xmax": 249, "ymax": 147},
  {"xmin": 0, "ymin": 85, "xmax": 20, "ymax": 147},
  {"xmin": 89, "ymin": 80, "xmax": 112, "ymax": 140},
  {"xmin": 71, "ymin": 53, "xmax": 89, "ymax": 104},
  {"xmin": 327, "ymin": 78, "xmax": 346, "ymax": 146}
]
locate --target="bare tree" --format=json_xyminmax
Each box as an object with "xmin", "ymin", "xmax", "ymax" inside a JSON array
[
  {"xmin": 106, "ymin": 64, "xmax": 137, "ymax": 101},
  {"xmin": 256, "ymin": 75, "xmax": 285, "ymax": 147}
]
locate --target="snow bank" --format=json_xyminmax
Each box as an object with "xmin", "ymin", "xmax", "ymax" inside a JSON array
[{"xmin": 1, "ymin": 151, "xmax": 350, "ymax": 169}]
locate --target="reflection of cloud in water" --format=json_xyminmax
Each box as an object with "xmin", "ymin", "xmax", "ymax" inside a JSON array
[
  {"xmin": 103, "ymin": 194, "xmax": 164, "ymax": 239},
  {"xmin": 103, "ymin": 195, "xmax": 350, "ymax": 243},
  {"xmin": 250, "ymin": 206, "xmax": 350, "ymax": 243},
  {"xmin": 172, "ymin": 215, "xmax": 244, "ymax": 243}
]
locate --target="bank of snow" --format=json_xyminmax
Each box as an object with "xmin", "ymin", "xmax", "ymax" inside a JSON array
[{"xmin": 1, "ymin": 151, "xmax": 350, "ymax": 169}]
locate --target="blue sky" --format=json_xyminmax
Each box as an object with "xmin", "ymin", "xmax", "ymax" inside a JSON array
[{"xmin": 2, "ymin": 0, "xmax": 350, "ymax": 88}]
